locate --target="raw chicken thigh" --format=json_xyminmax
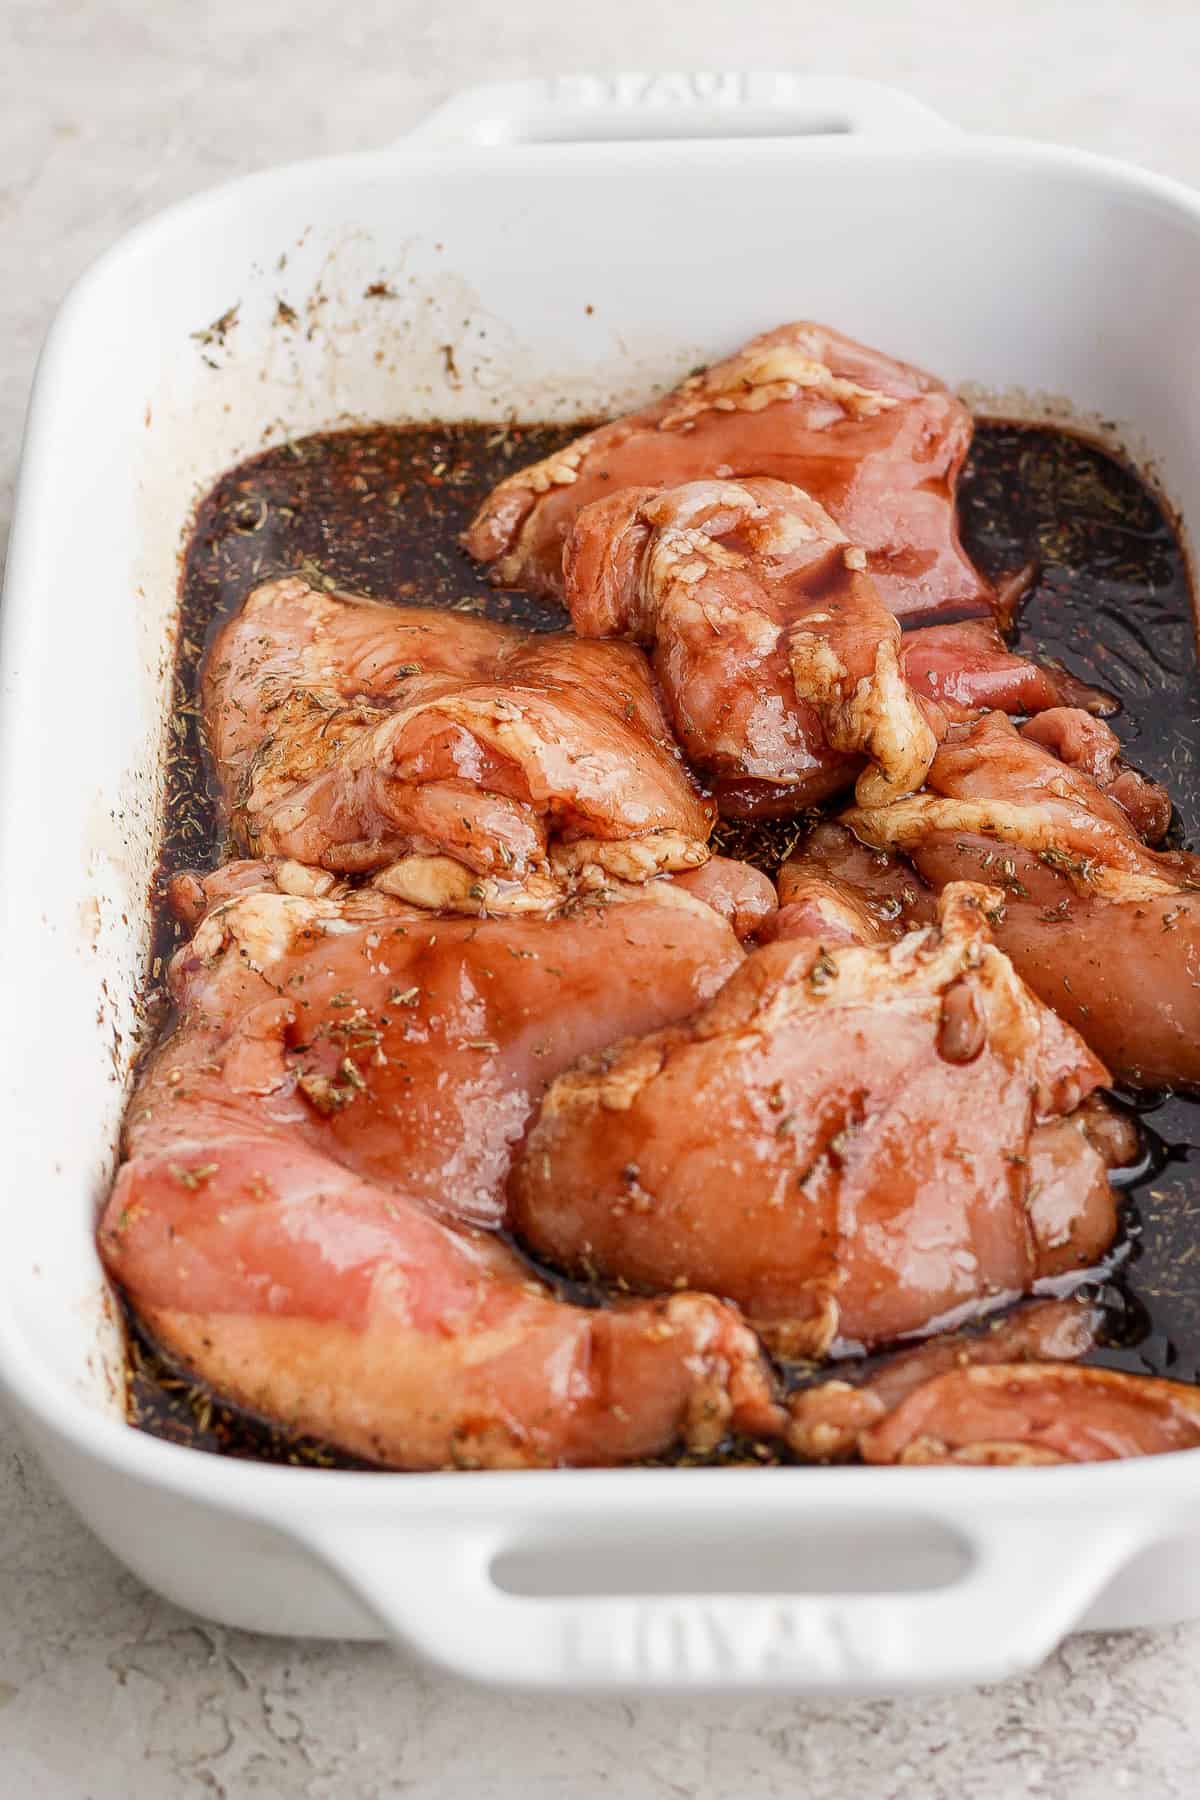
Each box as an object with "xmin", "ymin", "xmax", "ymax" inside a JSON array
[
  {"xmin": 204, "ymin": 575, "xmax": 714, "ymax": 910},
  {"xmin": 123, "ymin": 878, "xmax": 752, "ymax": 1231},
  {"xmin": 860, "ymin": 1363, "xmax": 1200, "ymax": 1464},
  {"xmin": 566, "ymin": 476, "xmax": 936, "ymax": 810},
  {"xmin": 562, "ymin": 476, "xmax": 1109, "ymax": 815},
  {"xmin": 99, "ymin": 880, "xmax": 783, "ymax": 1467},
  {"xmin": 835, "ymin": 709, "xmax": 1200, "ymax": 1086},
  {"xmin": 788, "ymin": 1298, "xmax": 1200, "ymax": 1463},
  {"xmin": 465, "ymin": 321, "xmax": 995, "ymax": 619},
  {"xmin": 511, "ymin": 884, "xmax": 1133, "ymax": 1357},
  {"xmin": 788, "ymin": 1298, "xmax": 1101, "ymax": 1458}
]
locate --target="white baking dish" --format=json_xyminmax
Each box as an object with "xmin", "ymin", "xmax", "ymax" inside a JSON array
[{"xmin": 3, "ymin": 73, "xmax": 1200, "ymax": 1694}]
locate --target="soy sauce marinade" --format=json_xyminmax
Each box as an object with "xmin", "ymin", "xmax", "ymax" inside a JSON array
[{"xmin": 127, "ymin": 419, "xmax": 1200, "ymax": 1462}]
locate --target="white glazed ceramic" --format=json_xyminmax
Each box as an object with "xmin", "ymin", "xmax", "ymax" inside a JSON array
[{"xmin": 3, "ymin": 74, "xmax": 1200, "ymax": 1694}]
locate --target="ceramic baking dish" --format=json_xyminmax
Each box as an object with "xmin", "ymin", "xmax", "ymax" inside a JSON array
[{"xmin": 3, "ymin": 74, "xmax": 1200, "ymax": 1695}]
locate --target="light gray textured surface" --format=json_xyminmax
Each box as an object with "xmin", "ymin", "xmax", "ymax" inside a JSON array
[{"xmin": 4, "ymin": 2, "xmax": 1200, "ymax": 1793}]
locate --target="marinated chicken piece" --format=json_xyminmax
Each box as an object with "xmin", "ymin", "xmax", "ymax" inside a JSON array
[
  {"xmin": 902, "ymin": 623, "xmax": 1115, "ymax": 726},
  {"xmin": 860, "ymin": 1363, "xmax": 1200, "ymax": 1464},
  {"xmin": 760, "ymin": 862, "xmax": 885, "ymax": 949},
  {"xmin": 98, "ymin": 879, "xmax": 784, "ymax": 1468},
  {"xmin": 1021, "ymin": 707, "xmax": 1172, "ymax": 842},
  {"xmin": 124, "ymin": 880, "xmax": 749, "ymax": 1233},
  {"xmin": 714, "ymin": 612, "xmax": 1115, "ymax": 821},
  {"xmin": 788, "ymin": 1298, "xmax": 1102, "ymax": 1459},
  {"xmin": 778, "ymin": 819, "xmax": 942, "ymax": 939},
  {"xmin": 838, "ymin": 709, "xmax": 1200, "ymax": 1086},
  {"xmin": 102, "ymin": 1123, "xmax": 782, "ymax": 1470},
  {"xmin": 566, "ymin": 477, "xmax": 937, "ymax": 809},
  {"xmin": 511, "ymin": 884, "xmax": 1130, "ymax": 1358},
  {"xmin": 884, "ymin": 706, "xmax": 1177, "ymax": 862},
  {"xmin": 791, "ymin": 1286, "xmax": 1200, "ymax": 1465},
  {"xmin": 203, "ymin": 575, "xmax": 713, "ymax": 907},
  {"xmin": 663, "ymin": 858, "xmax": 779, "ymax": 940},
  {"xmin": 564, "ymin": 480, "xmax": 1101, "ymax": 817},
  {"xmin": 465, "ymin": 321, "xmax": 995, "ymax": 619}
]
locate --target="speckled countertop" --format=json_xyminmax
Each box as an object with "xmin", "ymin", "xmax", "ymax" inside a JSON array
[{"xmin": 5, "ymin": 3, "xmax": 1200, "ymax": 1794}]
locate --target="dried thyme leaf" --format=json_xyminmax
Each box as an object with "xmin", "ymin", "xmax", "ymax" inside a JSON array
[{"xmin": 191, "ymin": 303, "xmax": 240, "ymax": 348}]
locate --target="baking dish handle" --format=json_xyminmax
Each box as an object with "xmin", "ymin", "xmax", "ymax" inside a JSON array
[
  {"xmin": 403, "ymin": 75, "xmax": 956, "ymax": 149},
  {"xmin": 297, "ymin": 1502, "xmax": 1144, "ymax": 1692}
]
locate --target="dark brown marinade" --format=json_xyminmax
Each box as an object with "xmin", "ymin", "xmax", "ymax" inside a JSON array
[
  {"xmin": 126, "ymin": 418, "xmax": 1200, "ymax": 1466},
  {"xmin": 958, "ymin": 426, "xmax": 1200, "ymax": 1389}
]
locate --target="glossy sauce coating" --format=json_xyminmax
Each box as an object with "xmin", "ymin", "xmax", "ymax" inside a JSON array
[
  {"xmin": 512, "ymin": 886, "xmax": 1122, "ymax": 1356},
  {"xmin": 205, "ymin": 575, "xmax": 713, "ymax": 900},
  {"xmin": 465, "ymin": 322, "xmax": 993, "ymax": 618}
]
